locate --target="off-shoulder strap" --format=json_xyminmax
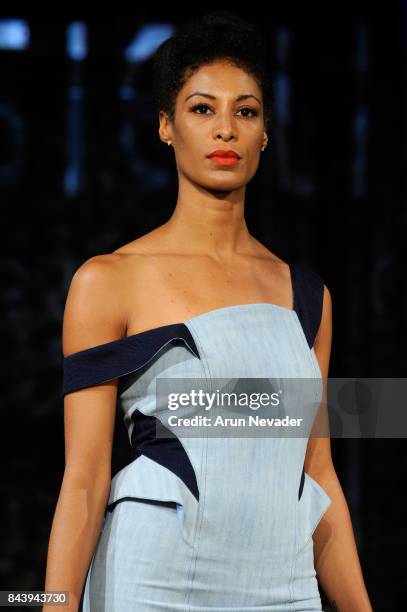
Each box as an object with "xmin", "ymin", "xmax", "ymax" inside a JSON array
[
  {"xmin": 62, "ymin": 323, "xmax": 200, "ymax": 398},
  {"xmin": 290, "ymin": 262, "xmax": 325, "ymax": 349}
]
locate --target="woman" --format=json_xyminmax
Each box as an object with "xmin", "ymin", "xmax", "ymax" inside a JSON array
[{"xmin": 44, "ymin": 10, "xmax": 373, "ymax": 612}]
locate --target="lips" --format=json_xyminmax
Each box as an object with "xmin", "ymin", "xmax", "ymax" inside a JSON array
[{"xmin": 208, "ymin": 150, "xmax": 241, "ymax": 159}]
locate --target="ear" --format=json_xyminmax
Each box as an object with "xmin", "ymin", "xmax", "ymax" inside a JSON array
[
  {"xmin": 261, "ymin": 132, "xmax": 268, "ymax": 151},
  {"xmin": 158, "ymin": 110, "xmax": 173, "ymax": 146},
  {"xmin": 263, "ymin": 132, "xmax": 268, "ymax": 147}
]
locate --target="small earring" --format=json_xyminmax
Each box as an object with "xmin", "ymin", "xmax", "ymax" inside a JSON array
[{"xmin": 167, "ymin": 141, "xmax": 172, "ymax": 146}]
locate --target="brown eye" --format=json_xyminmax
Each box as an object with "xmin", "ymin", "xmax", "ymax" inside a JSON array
[
  {"xmin": 190, "ymin": 103, "xmax": 258, "ymax": 118},
  {"xmin": 191, "ymin": 103, "xmax": 212, "ymax": 114},
  {"xmin": 238, "ymin": 107, "xmax": 258, "ymax": 118}
]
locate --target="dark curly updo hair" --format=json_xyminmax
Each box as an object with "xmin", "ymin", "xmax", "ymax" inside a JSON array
[{"xmin": 152, "ymin": 10, "xmax": 274, "ymax": 132}]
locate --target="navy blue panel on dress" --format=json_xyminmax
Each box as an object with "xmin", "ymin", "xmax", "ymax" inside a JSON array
[
  {"xmin": 106, "ymin": 496, "xmax": 178, "ymax": 512},
  {"xmin": 291, "ymin": 264, "xmax": 323, "ymax": 501},
  {"xmin": 291, "ymin": 263, "xmax": 324, "ymax": 349},
  {"xmin": 298, "ymin": 465, "xmax": 305, "ymax": 500},
  {"xmin": 61, "ymin": 323, "xmax": 200, "ymax": 397},
  {"xmin": 130, "ymin": 409, "xmax": 200, "ymax": 501}
]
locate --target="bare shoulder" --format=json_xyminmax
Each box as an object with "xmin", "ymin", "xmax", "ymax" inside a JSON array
[
  {"xmin": 63, "ymin": 229, "xmax": 171, "ymax": 348},
  {"xmin": 62, "ymin": 254, "xmax": 128, "ymax": 357},
  {"xmin": 67, "ymin": 253, "xmax": 123, "ymax": 297}
]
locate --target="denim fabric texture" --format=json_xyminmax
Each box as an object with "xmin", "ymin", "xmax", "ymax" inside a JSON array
[{"xmin": 64, "ymin": 265, "xmax": 332, "ymax": 611}]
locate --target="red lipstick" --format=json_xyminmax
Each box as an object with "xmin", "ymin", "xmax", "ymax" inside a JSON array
[{"xmin": 207, "ymin": 149, "xmax": 241, "ymax": 166}]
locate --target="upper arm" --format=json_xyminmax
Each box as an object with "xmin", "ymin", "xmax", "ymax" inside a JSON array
[
  {"xmin": 62, "ymin": 255, "xmax": 127, "ymax": 484},
  {"xmin": 304, "ymin": 284, "xmax": 335, "ymax": 476},
  {"xmin": 312, "ymin": 284, "xmax": 332, "ymax": 380}
]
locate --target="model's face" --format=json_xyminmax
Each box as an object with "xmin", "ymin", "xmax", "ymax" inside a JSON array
[{"xmin": 159, "ymin": 60, "xmax": 268, "ymax": 191}]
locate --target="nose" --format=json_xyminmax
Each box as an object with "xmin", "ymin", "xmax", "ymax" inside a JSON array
[{"xmin": 213, "ymin": 111, "xmax": 237, "ymax": 142}]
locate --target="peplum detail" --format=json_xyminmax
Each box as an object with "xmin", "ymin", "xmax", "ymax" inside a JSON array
[
  {"xmin": 107, "ymin": 453, "xmax": 200, "ymax": 548},
  {"xmin": 296, "ymin": 472, "xmax": 332, "ymax": 554}
]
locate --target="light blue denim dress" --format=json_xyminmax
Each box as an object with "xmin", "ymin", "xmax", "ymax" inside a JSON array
[{"xmin": 62, "ymin": 261, "xmax": 332, "ymax": 611}]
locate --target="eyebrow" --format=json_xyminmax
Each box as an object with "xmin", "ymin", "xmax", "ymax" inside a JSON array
[{"xmin": 185, "ymin": 92, "xmax": 261, "ymax": 104}]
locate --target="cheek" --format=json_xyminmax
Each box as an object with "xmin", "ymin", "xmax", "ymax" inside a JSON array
[
  {"xmin": 177, "ymin": 119, "xmax": 205, "ymax": 143},
  {"xmin": 175, "ymin": 133, "xmax": 204, "ymax": 159}
]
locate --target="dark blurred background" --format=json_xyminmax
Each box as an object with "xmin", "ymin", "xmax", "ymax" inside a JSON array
[{"xmin": 1, "ymin": 4, "xmax": 406, "ymax": 610}]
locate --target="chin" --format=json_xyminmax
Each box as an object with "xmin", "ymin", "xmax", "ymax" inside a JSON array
[{"xmin": 204, "ymin": 174, "xmax": 243, "ymax": 188}]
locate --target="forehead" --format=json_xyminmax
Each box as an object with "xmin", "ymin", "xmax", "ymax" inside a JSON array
[{"xmin": 180, "ymin": 61, "xmax": 262, "ymax": 99}]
